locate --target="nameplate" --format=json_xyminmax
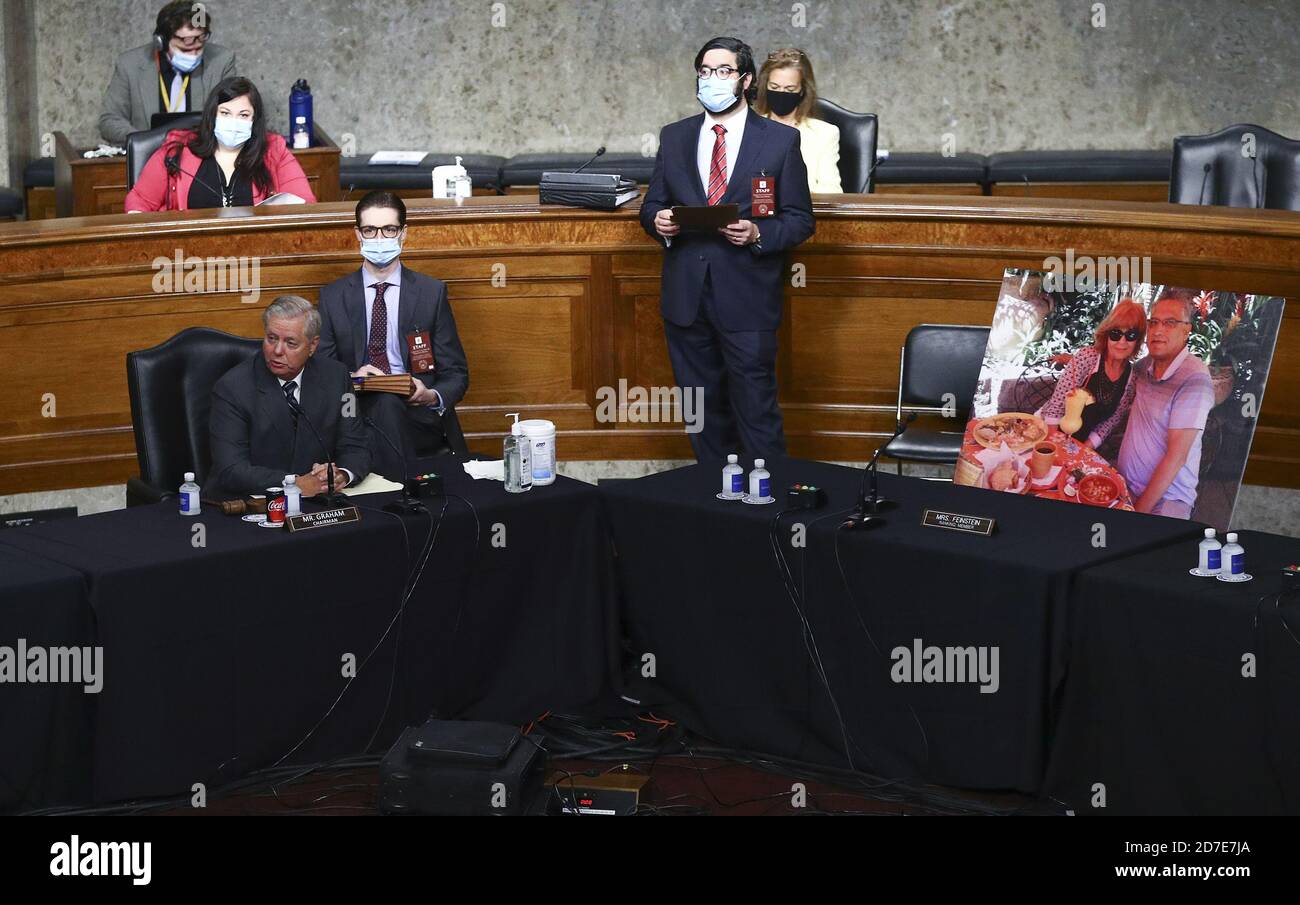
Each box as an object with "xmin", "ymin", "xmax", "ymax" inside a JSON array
[
  {"xmin": 921, "ymin": 509, "xmax": 995, "ymax": 536},
  {"xmin": 286, "ymin": 506, "xmax": 361, "ymax": 533}
]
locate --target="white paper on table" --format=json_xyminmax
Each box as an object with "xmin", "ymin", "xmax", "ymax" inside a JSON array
[
  {"xmin": 463, "ymin": 460, "xmax": 505, "ymax": 481},
  {"xmin": 341, "ymin": 473, "xmax": 404, "ymax": 496},
  {"xmin": 369, "ymin": 151, "xmax": 426, "ymax": 165}
]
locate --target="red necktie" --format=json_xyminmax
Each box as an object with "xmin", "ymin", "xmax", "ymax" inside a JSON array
[
  {"xmin": 707, "ymin": 124, "xmax": 727, "ymax": 205},
  {"xmin": 366, "ymin": 282, "xmax": 391, "ymax": 374}
]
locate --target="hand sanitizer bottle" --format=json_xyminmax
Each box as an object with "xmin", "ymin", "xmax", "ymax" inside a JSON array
[
  {"xmin": 721, "ymin": 454, "xmax": 744, "ymax": 499},
  {"xmin": 1196, "ymin": 528, "xmax": 1222, "ymax": 575},
  {"xmin": 748, "ymin": 458, "xmax": 771, "ymax": 501},
  {"xmin": 179, "ymin": 472, "xmax": 201, "ymax": 516},
  {"xmin": 504, "ymin": 413, "xmax": 532, "ymax": 493}
]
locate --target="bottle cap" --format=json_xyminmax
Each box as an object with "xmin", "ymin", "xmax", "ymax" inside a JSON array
[
  {"xmin": 1226, "ymin": 532, "xmax": 1238, "ymax": 543},
  {"xmin": 754, "ymin": 458, "xmax": 765, "ymax": 468},
  {"xmin": 184, "ymin": 472, "xmax": 195, "ymax": 482},
  {"xmin": 284, "ymin": 474, "xmax": 296, "ymax": 484},
  {"xmin": 727, "ymin": 454, "xmax": 737, "ymax": 463},
  {"xmin": 1204, "ymin": 528, "xmax": 1216, "ymax": 538}
]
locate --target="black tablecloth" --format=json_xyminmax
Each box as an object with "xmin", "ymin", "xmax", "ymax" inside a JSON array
[
  {"xmin": 600, "ymin": 457, "xmax": 1201, "ymax": 791},
  {"xmin": 1044, "ymin": 529, "xmax": 1300, "ymax": 814},
  {"xmin": 0, "ymin": 548, "xmax": 94, "ymax": 811},
  {"xmin": 0, "ymin": 465, "xmax": 616, "ymax": 806}
]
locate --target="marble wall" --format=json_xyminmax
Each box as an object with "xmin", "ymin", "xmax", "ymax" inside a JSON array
[{"xmin": 15, "ymin": 0, "xmax": 1300, "ymax": 160}]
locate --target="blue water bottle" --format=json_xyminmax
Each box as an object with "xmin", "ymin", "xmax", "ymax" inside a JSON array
[{"xmin": 289, "ymin": 79, "xmax": 314, "ymax": 149}]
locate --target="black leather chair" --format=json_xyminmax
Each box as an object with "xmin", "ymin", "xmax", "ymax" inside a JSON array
[
  {"xmin": 813, "ymin": 99, "xmax": 878, "ymax": 193},
  {"xmin": 1170, "ymin": 124, "xmax": 1300, "ymax": 210},
  {"xmin": 126, "ymin": 113, "xmax": 202, "ymax": 189},
  {"xmin": 880, "ymin": 324, "xmax": 991, "ymax": 474},
  {"xmin": 126, "ymin": 327, "xmax": 259, "ymax": 505}
]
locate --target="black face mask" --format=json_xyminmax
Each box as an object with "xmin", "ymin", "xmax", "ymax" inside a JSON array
[{"xmin": 766, "ymin": 90, "xmax": 803, "ymax": 117}]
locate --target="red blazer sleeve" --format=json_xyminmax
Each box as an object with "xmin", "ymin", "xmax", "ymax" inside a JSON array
[
  {"xmin": 123, "ymin": 143, "xmax": 173, "ymax": 212},
  {"xmin": 264, "ymin": 133, "xmax": 316, "ymax": 202}
]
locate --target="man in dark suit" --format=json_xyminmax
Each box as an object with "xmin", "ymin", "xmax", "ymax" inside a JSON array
[
  {"xmin": 640, "ymin": 36, "xmax": 815, "ymax": 462},
  {"xmin": 99, "ymin": 1, "xmax": 238, "ymax": 145},
  {"xmin": 209, "ymin": 295, "xmax": 370, "ymax": 497},
  {"xmin": 317, "ymin": 190, "xmax": 470, "ymax": 481}
]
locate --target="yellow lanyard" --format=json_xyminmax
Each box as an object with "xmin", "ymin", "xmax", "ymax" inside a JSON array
[{"xmin": 159, "ymin": 71, "xmax": 191, "ymax": 113}]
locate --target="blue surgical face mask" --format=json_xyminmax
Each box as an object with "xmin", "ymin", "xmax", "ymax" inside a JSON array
[
  {"xmin": 697, "ymin": 76, "xmax": 743, "ymax": 114},
  {"xmin": 213, "ymin": 118, "xmax": 253, "ymax": 149},
  {"xmin": 170, "ymin": 50, "xmax": 202, "ymax": 73},
  {"xmin": 360, "ymin": 236, "xmax": 402, "ymax": 267}
]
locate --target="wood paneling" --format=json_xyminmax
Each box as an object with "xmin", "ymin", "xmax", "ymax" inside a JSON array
[{"xmin": 0, "ymin": 193, "xmax": 1297, "ymax": 493}]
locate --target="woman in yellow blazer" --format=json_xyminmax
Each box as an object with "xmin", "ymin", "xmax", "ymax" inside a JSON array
[{"xmin": 754, "ymin": 49, "xmax": 841, "ymax": 193}]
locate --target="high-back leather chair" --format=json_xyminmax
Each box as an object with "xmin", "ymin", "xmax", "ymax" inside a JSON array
[
  {"xmin": 813, "ymin": 99, "xmax": 878, "ymax": 193},
  {"xmin": 880, "ymin": 324, "xmax": 991, "ymax": 474},
  {"xmin": 126, "ymin": 327, "xmax": 259, "ymax": 505},
  {"xmin": 1170, "ymin": 123, "xmax": 1300, "ymax": 210},
  {"xmin": 126, "ymin": 113, "xmax": 202, "ymax": 189}
]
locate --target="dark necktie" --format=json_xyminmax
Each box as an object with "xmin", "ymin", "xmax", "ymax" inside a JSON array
[
  {"xmin": 282, "ymin": 379, "xmax": 298, "ymax": 428},
  {"xmin": 707, "ymin": 124, "xmax": 728, "ymax": 205},
  {"xmin": 367, "ymin": 282, "xmax": 392, "ymax": 373}
]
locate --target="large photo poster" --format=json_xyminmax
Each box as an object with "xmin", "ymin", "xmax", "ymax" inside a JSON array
[{"xmin": 956, "ymin": 269, "xmax": 1285, "ymax": 529}]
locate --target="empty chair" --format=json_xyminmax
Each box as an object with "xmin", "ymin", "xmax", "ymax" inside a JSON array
[
  {"xmin": 1170, "ymin": 123, "xmax": 1300, "ymax": 210},
  {"xmin": 813, "ymin": 98, "xmax": 878, "ymax": 193},
  {"xmin": 880, "ymin": 324, "xmax": 991, "ymax": 474},
  {"xmin": 126, "ymin": 326, "xmax": 259, "ymax": 505}
]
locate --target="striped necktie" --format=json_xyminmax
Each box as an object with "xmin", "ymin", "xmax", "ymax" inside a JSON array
[{"xmin": 707, "ymin": 124, "xmax": 727, "ymax": 205}]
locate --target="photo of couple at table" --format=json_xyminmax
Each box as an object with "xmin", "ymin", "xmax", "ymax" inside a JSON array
[{"xmin": 956, "ymin": 268, "xmax": 1284, "ymax": 529}]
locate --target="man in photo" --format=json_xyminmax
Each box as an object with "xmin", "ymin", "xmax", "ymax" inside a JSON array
[{"xmin": 1118, "ymin": 295, "xmax": 1215, "ymax": 517}]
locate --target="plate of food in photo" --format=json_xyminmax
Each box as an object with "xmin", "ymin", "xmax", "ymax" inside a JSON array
[
  {"xmin": 970, "ymin": 412, "xmax": 1049, "ymax": 453},
  {"xmin": 1076, "ymin": 472, "xmax": 1123, "ymax": 508}
]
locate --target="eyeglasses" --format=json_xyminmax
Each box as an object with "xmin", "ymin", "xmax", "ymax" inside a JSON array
[
  {"xmin": 1107, "ymin": 328, "xmax": 1142, "ymax": 342},
  {"xmin": 697, "ymin": 65, "xmax": 742, "ymax": 80},
  {"xmin": 172, "ymin": 32, "xmax": 210, "ymax": 48},
  {"xmin": 358, "ymin": 225, "xmax": 402, "ymax": 238},
  {"xmin": 1148, "ymin": 317, "xmax": 1190, "ymax": 329}
]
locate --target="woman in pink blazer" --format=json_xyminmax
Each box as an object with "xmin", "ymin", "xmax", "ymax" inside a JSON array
[{"xmin": 125, "ymin": 76, "xmax": 315, "ymax": 212}]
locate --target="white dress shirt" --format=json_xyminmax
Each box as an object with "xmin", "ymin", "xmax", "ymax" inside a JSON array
[{"xmin": 696, "ymin": 99, "xmax": 749, "ymax": 197}]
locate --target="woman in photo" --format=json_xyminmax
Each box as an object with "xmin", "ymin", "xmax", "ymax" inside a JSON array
[
  {"xmin": 125, "ymin": 76, "xmax": 315, "ymax": 212},
  {"xmin": 1040, "ymin": 299, "xmax": 1146, "ymax": 450}
]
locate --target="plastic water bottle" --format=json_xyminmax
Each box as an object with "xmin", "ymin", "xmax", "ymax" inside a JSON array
[
  {"xmin": 748, "ymin": 459, "xmax": 771, "ymax": 501},
  {"xmin": 504, "ymin": 413, "xmax": 532, "ymax": 493},
  {"xmin": 721, "ymin": 454, "xmax": 744, "ymax": 498},
  {"xmin": 1198, "ymin": 528, "xmax": 1222, "ymax": 574},
  {"xmin": 283, "ymin": 474, "xmax": 302, "ymax": 516},
  {"xmin": 289, "ymin": 79, "xmax": 314, "ymax": 147},
  {"xmin": 292, "ymin": 116, "xmax": 310, "ymax": 150},
  {"xmin": 179, "ymin": 472, "xmax": 201, "ymax": 516},
  {"xmin": 1222, "ymin": 532, "xmax": 1245, "ymax": 578}
]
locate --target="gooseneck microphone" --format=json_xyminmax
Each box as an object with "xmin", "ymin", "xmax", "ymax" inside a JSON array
[
  {"xmin": 573, "ymin": 146, "xmax": 606, "ymax": 174},
  {"xmin": 165, "ymin": 150, "xmax": 226, "ymax": 202},
  {"xmin": 842, "ymin": 413, "xmax": 916, "ymax": 530},
  {"xmin": 363, "ymin": 416, "xmax": 424, "ymax": 514},
  {"xmin": 284, "ymin": 393, "xmax": 344, "ymax": 506},
  {"xmin": 1198, "ymin": 162, "xmax": 1213, "ymax": 205}
]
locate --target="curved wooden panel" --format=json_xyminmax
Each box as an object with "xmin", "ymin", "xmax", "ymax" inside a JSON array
[{"xmin": 0, "ymin": 194, "xmax": 1296, "ymax": 493}]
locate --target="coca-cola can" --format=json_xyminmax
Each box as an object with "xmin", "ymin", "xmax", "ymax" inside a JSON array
[{"xmin": 266, "ymin": 488, "xmax": 286, "ymax": 525}]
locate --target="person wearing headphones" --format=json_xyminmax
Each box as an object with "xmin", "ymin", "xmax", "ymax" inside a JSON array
[
  {"xmin": 124, "ymin": 76, "xmax": 314, "ymax": 211},
  {"xmin": 99, "ymin": 0, "xmax": 237, "ymax": 146}
]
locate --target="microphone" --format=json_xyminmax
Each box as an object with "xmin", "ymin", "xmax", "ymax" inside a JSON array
[
  {"xmin": 863, "ymin": 154, "xmax": 885, "ymax": 193},
  {"xmin": 572, "ymin": 146, "xmax": 606, "ymax": 174},
  {"xmin": 364, "ymin": 416, "xmax": 424, "ymax": 514},
  {"xmin": 1022, "ymin": 173, "xmax": 1031, "ymax": 197},
  {"xmin": 165, "ymin": 150, "xmax": 226, "ymax": 202},
  {"xmin": 284, "ymin": 392, "xmax": 344, "ymax": 506},
  {"xmin": 842, "ymin": 413, "xmax": 916, "ymax": 530},
  {"xmin": 1198, "ymin": 162, "xmax": 1212, "ymax": 205},
  {"xmin": 1251, "ymin": 152, "xmax": 1264, "ymax": 208}
]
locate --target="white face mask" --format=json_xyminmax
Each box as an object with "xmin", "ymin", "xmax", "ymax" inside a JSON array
[
  {"xmin": 170, "ymin": 49, "xmax": 202, "ymax": 73},
  {"xmin": 213, "ymin": 118, "xmax": 253, "ymax": 148}
]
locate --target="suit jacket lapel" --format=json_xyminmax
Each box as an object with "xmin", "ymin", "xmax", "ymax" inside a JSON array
[
  {"xmin": 395, "ymin": 266, "xmax": 414, "ymax": 369},
  {"xmin": 137, "ymin": 52, "xmax": 157, "ymax": 128},
  {"xmin": 254, "ymin": 356, "xmax": 298, "ymax": 468},
  {"xmin": 724, "ymin": 110, "xmax": 770, "ymax": 205},
  {"xmin": 348, "ymin": 270, "xmax": 367, "ymax": 368}
]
